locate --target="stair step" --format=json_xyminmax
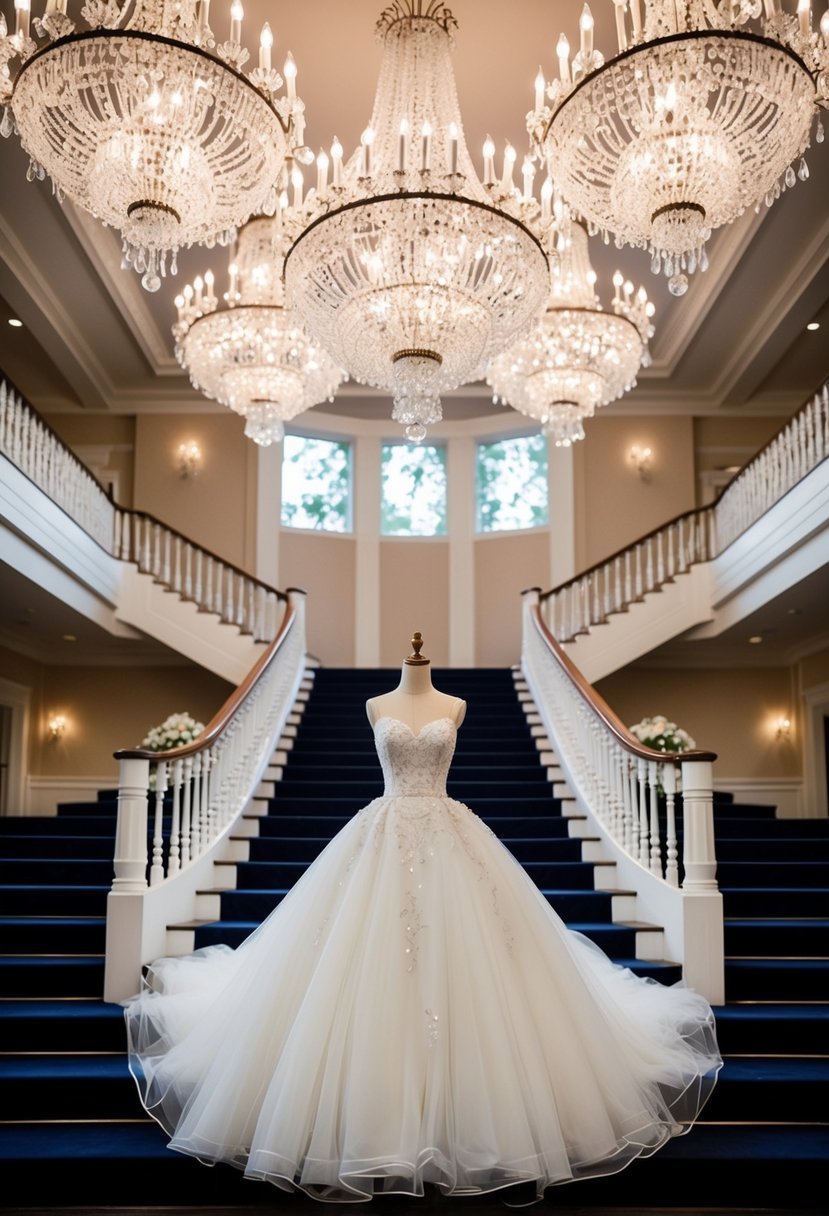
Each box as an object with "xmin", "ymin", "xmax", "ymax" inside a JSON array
[
  {"xmin": 2, "ymin": 915, "xmax": 108, "ymax": 952},
  {"xmin": 723, "ymin": 918, "xmax": 829, "ymax": 955},
  {"xmin": 721, "ymin": 887, "xmax": 829, "ymax": 917},
  {"xmin": 713, "ymin": 1002, "xmax": 829, "ymax": 1055},
  {"xmin": 724, "ymin": 958, "xmax": 829, "ymax": 1001},
  {"xmin": 0, "ymin": 999, "xmax": 125, "ymax": 1051}
]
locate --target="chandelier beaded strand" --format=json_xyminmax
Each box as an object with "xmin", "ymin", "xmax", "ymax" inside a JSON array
[
  {"xmin": 0, "ymin": 0, "xmax": 307, "ymax": 291},
  {"xmin": 529, "ymin": 1, "xmax": 827, "ymax": 297},
  {"xmin": 280, "ymin": 1, "xmax": 552, "ymax": 443},
  {"xmin": 173, "ymin": 210, "xmax": 347, "ymax": 446}
]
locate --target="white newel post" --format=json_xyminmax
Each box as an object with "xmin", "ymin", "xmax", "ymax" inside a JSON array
[
  {"xmin": 103, "ymin": 757, "xmax": 150, "ymax": 1004},
  {"xmin": 679, "ymin": 757, "xmax": 724, "ymax": 1004}
]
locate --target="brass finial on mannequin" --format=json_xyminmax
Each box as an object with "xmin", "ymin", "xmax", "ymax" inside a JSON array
[{"xmin": 405, "ymin": 631, "xmax": 430, "ymax": 666}]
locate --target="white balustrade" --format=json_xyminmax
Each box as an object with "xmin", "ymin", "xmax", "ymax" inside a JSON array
[{"xmin": 541, "ymin": 382, "xmax": 828, "ymax": 642}]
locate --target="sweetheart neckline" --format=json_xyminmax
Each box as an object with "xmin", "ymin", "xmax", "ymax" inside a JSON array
[{"xmin": 373, "ymin": 715, "xmax": 457, "ymax": 739}]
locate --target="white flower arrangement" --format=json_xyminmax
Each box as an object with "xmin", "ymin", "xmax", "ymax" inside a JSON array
[
  {"xmin": 139, "ymin": 711, "xmax": 205, "ymax": 752},
  {"xmin": 628, "ymin": 715, "xmax": 696, "ymax": 753}
]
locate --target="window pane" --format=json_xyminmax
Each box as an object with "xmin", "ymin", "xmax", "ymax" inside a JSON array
[
  {"xmin": 281, "ymin": 435, "xmax": 351, "ymax": 532},
  {"xmin": 476, "ymin": 434, "xmax": 549, "ymax": 533},
  {"xmin": 381, "ymin": 443, "xmax": 447, "ymax": 537}
]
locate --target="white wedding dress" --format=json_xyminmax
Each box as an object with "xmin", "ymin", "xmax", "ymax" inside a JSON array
[{"xmin": 123, "ymin": 714, "xmax": 722, "ymax": 1204}]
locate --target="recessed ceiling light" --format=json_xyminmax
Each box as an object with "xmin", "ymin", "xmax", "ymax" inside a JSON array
[
  {"xmin": 8, "ymin": 318, "xmax": 22, "ymax": 328},
  {"xmin": 748, "ymin": 635, "xmax": 764, "ymax": 644},
  {"xmin": 806, "ymin": 321, "xmax": 820, "ymax": 331},
  {"xmin": 62, "ymin": 634, "xmax": 77, "ymax": 642}
]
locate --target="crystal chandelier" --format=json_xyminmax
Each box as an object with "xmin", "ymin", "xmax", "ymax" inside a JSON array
[
  {"xmin": 281, "ymin": 1, "xmax": 551, "ymax": 442},
  {"xmin": 528, "ymin": 1, "xmax": 827, "ymax": 297},
  {"xmin": 486, "ymin": 198, "xmax": 654, "ymax": 446},
  {"xmin": 0, "ymin": 0, "xmax": 306, "ymax": 291},
  {"xmin": 173, "ymin": 211, "xmax": 347, "ymax": 445}
]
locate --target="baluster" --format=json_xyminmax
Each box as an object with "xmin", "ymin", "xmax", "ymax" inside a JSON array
[
  {"xmin": 666, "ymin": 523, "xmax": 676, "ymax": 580},
  {"xmin": 202, "ymin": 749, "xmax": 216, "ymax": 843},
  {"xmin": 141, "ymin": 517, "xmax": 152, "ymax": 574},
  {"xmin": 656, "ymin": 528, "xmax": 665, "ymax": 585},
  {"xmin": 634, "ymin": 544, "xmax": 643, "ymax": 601},
  {"xmin": 224, "ymin": 567, "xmax": 234, "ymax": 623},
  {"xmin": 167, "ymin": 758, "xmax": 183, "ymax": 876},
  {"xmin": 189, "ymin": 753, "xmax": 201, "ymax": 857},
  {"xmin": 180, "ymin": 756, "xmax": 193, "ymax": 867},
  {"xmin": 149, "ymin": 760, "xmax": 167, "ymax": 885},
  {"xmin": 636, "ymin": 759, "xmax": 649, "ymax": 866},
  {"xmin": 173, "ymin": 536, "xmax": 183, "ymax": 596},
  {"xmin": 194, "ymin": 548, "xmax": 204, "ymax": 609},
  {"xmin": 649, "ymin": 767, "xmax": 663, "ymax": 878},
  {"xmin": 645, "ymin": 536, "xmax": 654, "ymax": 592},
  {"xmin": 624, "ymin": 757, "xmax": 636, "ymax": 853},
  {"xmin": 183, "ymin": 544, "xmax": 193, "ymax": 600},
  {"xmin": 662, "ymin": 763, "xmax": 679, "ymax": 887},
  {"xmin": 623, "ymin": 548, "xmax": 632, "ymax": 604}
]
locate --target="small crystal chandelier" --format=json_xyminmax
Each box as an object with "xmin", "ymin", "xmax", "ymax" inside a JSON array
[
  {"xmin": 528, "ymin": 1, "xmax": 827, "ymax": 297},
  {"xmin": 0, "ymin": 0, "xmax": 307, "ymax": 292},
  {"xmin": 173, "ymin": 210, "xmax": 347, "ymax": 445},
  {"xmin": 281, "ymin": 1, "xmax": 551, "ymax": 442},
  {"xmin": 486, "ymin": 196, "xmax": 654, "ymax": 446}
]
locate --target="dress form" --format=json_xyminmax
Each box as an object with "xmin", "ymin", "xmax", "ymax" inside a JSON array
[{"xmin": 366, "ymin": 633, "xmax": 466, "ymax": 733}]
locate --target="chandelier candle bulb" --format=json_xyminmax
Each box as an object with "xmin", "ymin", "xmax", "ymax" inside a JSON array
[
  {"xmin": 448, "ymin": 122, "xmax": 459, "ymax": 175},
  {"xmin": 229, "ymin": 0, "xmax": 243, "ymax": 46},
  {"xmin": 798, "ymin": 0, "xmax": 811, "ymax": 36},
  {"xmin": 535, "ymin": 67, "xmax": 546, "ymax": 111},
  {"xmin": 482, "ymin": 135, "xmax": 496, "ymax": 183},
  {"xmin": 500, "ymin": 142, "xmax": 516, "ymax": 192},
  {"xmin": 522, "ymin": 155, "xmax": 535, "ymax": 200},
  {"xmin": 580, "ymin": 5, "xmax": 594, "ymax": 58},
  {"xmin": 292, "ymin": 165, "xmax": 304, "ymax": 208},
  {"xmin": 612, "ymin": 0, "xmax": 628, "ymax": 51},
  {"xmin": 361, "ymin": 127, "xmax": 374, "ymax": 177},
  {"xmin": 14, "ymin": 0, "xmax": 29, "ymax": 41},
  {"xmin": 316, "ymin": 150, "xmax": 329, "ymax": 196},
  {"xmin": 331, "ymin": 138, "xmax": 343, "ymax": 186},
  {"xmin": 822, "ymin": 9, "xmax": 829, "ymax": 41},
  {"xmin": 557, "ymin": 34, "xmax": 571, "ymax": 82},
  {"xmin": 259, "ymin": 23, "xmax": 272, "ymax": 71},
  {"xmin": 398, "ymin": 120, "xmax": 409, "ymax": 173},
  {"xmin": 541, "ymin": 176, "xmax": 553, "ymax": 221},
  {"xmin": 284, "ymin": 51, "xmax": 297, "ymax": 99},
  {"xmin": 199, "ymin": 0, "xmax": 210, "ymax": 29},
  {"xmin": 629, "ymin": 0, "xmax": 642, "ymax": 39},
  {"xmin": 421, "ymin": 121, "xmax": 432, "ymax": 172}
]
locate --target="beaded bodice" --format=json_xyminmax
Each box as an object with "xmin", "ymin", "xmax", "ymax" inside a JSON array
[{"xmin": 374, "ymin": 716, "xmax": 457, "ymax": 796}]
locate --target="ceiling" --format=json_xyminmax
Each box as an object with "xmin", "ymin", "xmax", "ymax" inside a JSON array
[{"xmin": 0, "ymin": 0, "xmax": 827, "ymax": 669}]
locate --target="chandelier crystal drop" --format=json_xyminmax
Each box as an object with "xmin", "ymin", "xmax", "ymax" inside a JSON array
[
  {"xmin": 486, "ymin": 201, "xmax": 654, "ymax": 445},
  {"xmin": 528, "ymin": 1, "xmax": 826, "ymax": 297},
  {"xmin": 173, "ymin": 212, "xmax": 347, "ymax": 445},
  {"xmin": 0, "ymin": 0, "xmax": 306, "ymax": 291},
  {"xmin": 282, "ymin": 1, "xmax": 551, "ymax": 442}
]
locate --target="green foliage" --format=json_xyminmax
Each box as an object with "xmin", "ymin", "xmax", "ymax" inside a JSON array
[
  {"xmin": 476, "ymin": 433, "xmax": 548, "ymax": 532},
  {"xmin": 381, "ymin": 443, "xmax": 447, "ymax": 536},
  {"xmin": 281, "ymin": 435, "xmax": 351, "ymax": 532}
]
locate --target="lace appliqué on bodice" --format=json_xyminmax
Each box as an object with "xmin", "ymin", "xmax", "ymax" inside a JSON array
[{"xmin": 374, "ymin": 716, "xmax": 457, "ymax": 796}]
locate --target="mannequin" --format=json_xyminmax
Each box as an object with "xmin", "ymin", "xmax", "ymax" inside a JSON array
[{"xmin": 366, "ymin": 632, "xmax": 467, "ymax": 733}]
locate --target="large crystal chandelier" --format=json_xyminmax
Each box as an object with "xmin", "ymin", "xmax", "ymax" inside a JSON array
[
  {"xmin": 0, "ymin": 0, "xmax": 306, "ymax": 291},
  {"xmin": 281, "ymin": 1, "xmax": 551, "ymax": 442},
  {"xmin": 173, "ymin": 211, "xmax": 347, "ymax": 446},
  {"xmin": 528, "ymin": 1, "xmax": 827, "ymax": 297},
  {"xmin": 486, "ymin": 198, "xmax": 655, "ymax": 446}
]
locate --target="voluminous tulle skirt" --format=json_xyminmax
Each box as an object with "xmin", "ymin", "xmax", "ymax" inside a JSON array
[{"xmin": 123, "ymin": 793, "xmax": 722, "ymax": 1203}]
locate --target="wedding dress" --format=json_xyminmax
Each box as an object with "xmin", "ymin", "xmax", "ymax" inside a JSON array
[{"xmin": 123, "ymin": 714, "xmax": 722, "ymax": 1204}]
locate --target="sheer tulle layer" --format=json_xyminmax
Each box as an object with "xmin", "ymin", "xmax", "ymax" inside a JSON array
[{"xmin": 124, "ymin": 790, "xmax": 721, "ymax": 1204}]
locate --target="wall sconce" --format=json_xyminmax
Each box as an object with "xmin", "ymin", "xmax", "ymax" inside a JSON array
[
  {"xmin": 629, "ymin": 444, "xmax": 653, "ymax": 480},
  {"xmin": 775, "ymin": 716, "xmax": 792, "ymax": 741},
  {"xmin": 176, "ymin": 440, "xmax": 202, "ymax": 479},
  {"xmin": 48, "ymin": 714, "xmax": 67, "ymax": 741}
]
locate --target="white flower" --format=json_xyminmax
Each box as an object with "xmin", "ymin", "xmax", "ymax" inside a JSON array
[{"xmin": 139, "ymin": 711, "xmax": 205, "ymax": 752}]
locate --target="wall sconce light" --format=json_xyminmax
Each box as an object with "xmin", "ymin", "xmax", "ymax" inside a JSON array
[
  {"xmin": 775, "ymin": 716, "xmax": 792, "ymax": 741},
  {"xmin": 629, "ymin": 444, "xmax": 653, "ymax": 480},
  {"xmin": 177, "ymin": 441, "xmax": 202, "ymax": 479},
  {"xmin": 48, "ymin": 714, "xmax": 67, "ymax": 741}
]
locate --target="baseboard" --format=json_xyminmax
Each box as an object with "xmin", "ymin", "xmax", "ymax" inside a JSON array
[
  {"xmin": 713, "ymin": 777, "xmax": 806, "ymax": 818},
  {"xmin": 22, "ymin": 775, "xmax": 118, "ymax": 817}
]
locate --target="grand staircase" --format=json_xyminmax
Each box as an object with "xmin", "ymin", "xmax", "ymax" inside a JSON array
[{"xmin": 1, "ymin": 666, "xmax": 827, "ymax": 1210}]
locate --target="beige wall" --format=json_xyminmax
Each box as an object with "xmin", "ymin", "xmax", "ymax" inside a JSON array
[
  {"xmin": 134, "ymin": 413, "xmax": 256, "ymax": 572},
  {"xmin": 280, "ymin": 531, "xmax": 357, "ymax": 667},
  {"xmin": 0, "ymin": 643, "xmax": 233, "ymax": 780},
  {"xmin": 800, "ymin": 644, "xmax": 829, "ymax": 691},
  {"xmin": 45, "ymin": 412, "xmax": 136, "ymax": 506},
  {"xmin": 574, "ymin": 414, "xmax": 697, "ymax": 569},
  {"xmin": 380, "ymin": 542, "xmax": 449, "ymax": 667},
  {"xmin": 475, "ymin": 531, "xmax": 549, "ymax": 667},
  {"xmin": 595, "ymin": 664, "xmax": 801, "ymax": 781}
]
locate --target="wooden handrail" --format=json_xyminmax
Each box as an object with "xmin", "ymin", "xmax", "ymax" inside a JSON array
[
  {"xmin": 117, "ymin": 504, "xmax": 289, "ymax": 603},
  {"xmin": 528, "ymin": 597, "xmax": 718, "ymax": 765},
  {"xmin": 113, "ymin": 593, "xmax": 301, "ymax": 762},
  {"xmin": 540, "ymin": 381, "xmax": 827, "ymax": 603}
]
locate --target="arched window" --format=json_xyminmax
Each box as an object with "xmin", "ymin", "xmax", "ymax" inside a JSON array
[
  {"xmin": 281, "ymin": 434, "xmax": 352, "ymax": 532},
  {"xmin": 476, "ymin": 433, "xmax": 548, "ymax": 533}
]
